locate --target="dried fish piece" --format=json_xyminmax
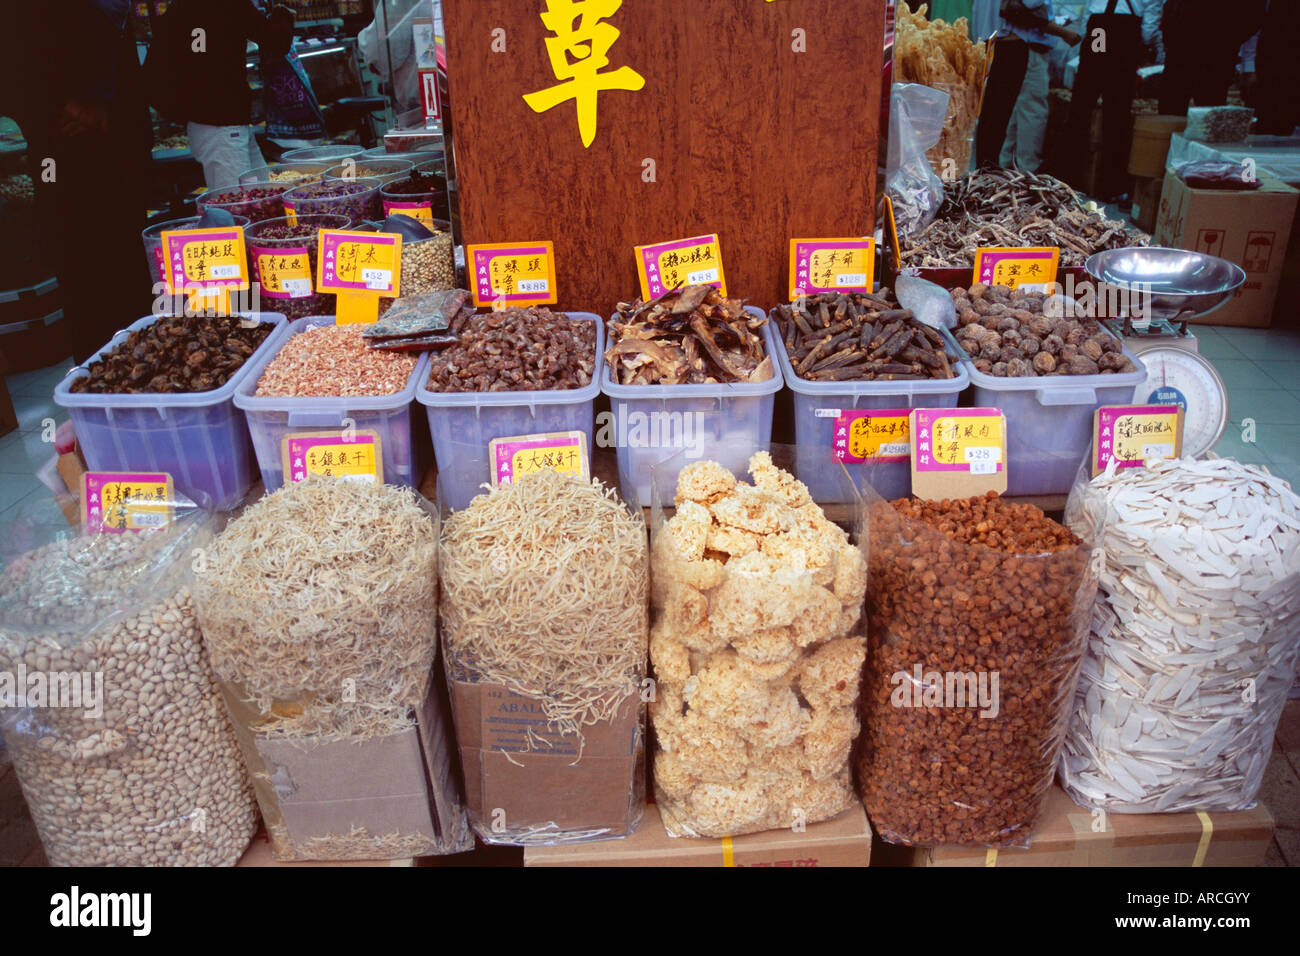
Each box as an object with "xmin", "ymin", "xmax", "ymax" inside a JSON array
[
  {"xmin": 1060, "ymin": 458, "xmax": 1300, "ymax": 813},
  {"xmin": 607, "ymin": 284, "xmax": 772, "ymax": 385}
]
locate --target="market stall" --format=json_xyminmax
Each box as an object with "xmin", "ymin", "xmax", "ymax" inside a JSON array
[{"xmin": 2, "ymin": 0, "xmax": 1298, "ymax": 877}]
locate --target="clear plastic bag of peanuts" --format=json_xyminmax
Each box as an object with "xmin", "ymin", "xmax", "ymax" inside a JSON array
[
  {"xmin": 648, "ymin": 443, "xmax": 870, "ymax": 838},
  {"xmin": 0, "ymin": 489, "xmax": 259, "ymax": 866},
  {"xmin": 854, "ymin": 462, "xmax": 1104, "ymax": 847}
]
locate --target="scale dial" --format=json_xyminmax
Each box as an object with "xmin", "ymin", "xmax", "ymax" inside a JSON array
[{"xmin": 1135, "ymin": 347, "xmax": 1228, "ymax": 457}]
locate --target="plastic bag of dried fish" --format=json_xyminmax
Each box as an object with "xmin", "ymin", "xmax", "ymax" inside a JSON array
[
  {"xmin": 857, "ymin": 469, "xmax": 1103, "ymax": 847},
  {"xmin": 1060, "ymin": 458, "xmax": 1300, "ymax": 813},
  {"xmin": 648, "ymin": 448, "xmax": 868, "ymax": 838},
  {"xmin": 887, "ymin": 83, "xmax": 949, "ymax": 238}
]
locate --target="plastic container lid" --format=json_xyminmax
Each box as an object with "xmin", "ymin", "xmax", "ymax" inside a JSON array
[{"xmin": 280, "ymin": 145, "xmax": 365, "ymax": 163}]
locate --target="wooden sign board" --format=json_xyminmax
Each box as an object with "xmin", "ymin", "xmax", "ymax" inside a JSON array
[{"xmin": 442, "ymin": 0, "xmax": 884, "ymax": 316}]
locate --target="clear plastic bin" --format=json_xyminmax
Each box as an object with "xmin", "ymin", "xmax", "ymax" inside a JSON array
[
  {"xmin": 958, "ymin": 332, "xmax": 1147, "ymax": 496},
  {"xmin": 280, "ymin": 145, "xmax": 365, "ymax": 163},
  {"xmin": 418, "ymin": 313, "xmax": 604, "ymax": 511},
  {"xmin": 233, "ymin": 316, "xmax": 431, "ymax": 491},
  {"xmin": 600, "ymin": 311, "xmax": 784, "ymax": 508},
  {"xmin": 195, "ymin": 181, "xmax": 290, "ymax": 225},
  {"xmin": 245, "ymin": 214, "xmax": 351, "ymax": 320},
  {"xmin": 380, "ymin": 160, "xmax": 448, "ymax": 222},
  {"xmin": 282, "ymin": 177, "xmax": 382, "ymax": 226},
  {"xmin": 323, "ymin": 158, "xmax": 413, "ymax": 186},
  {"xmin": 52, "ymin": 312, "xmax": 288, "ymax": 510},
  {"xmin": 773, "ymin": 322, "xmax": 970, "ymax": 502},
  {"xmin": 143, "ymin": 214, "xmax": 249, "ymax": 287},
  {"xmin": 240, "ymin": 161, "xmax": 328, "ymax": 186}
]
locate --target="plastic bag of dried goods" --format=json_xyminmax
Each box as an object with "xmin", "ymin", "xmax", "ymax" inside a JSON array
[
  {"xmin": 855, "ymin": 466, "xmax": 1103, "ymax": 847},
  {"xmin": 887, "ymin": 83, "xmax": 950, "ymax": 238},
  {"xmin": 0, "ymin": 490, "xmax": 258, "ymax": 866},
  {"xmin": 439, "ymin": 463, "xmax": 648, "ymax": 846},
  {"xmin": 1184, "ymin": 106, "xmax": 1254, "ymax": 144},
  {"xmin": 1060, "ymin": 457, "xmax": 1300, "ymax": 813},
  {"xmin": 648, "ymin": 445, "xmax": 868, "ymax": 838}
]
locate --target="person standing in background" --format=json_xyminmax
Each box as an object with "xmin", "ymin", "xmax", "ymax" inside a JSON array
[
  {"xmin": 4, "ymin": 1, "xmax": 151, "ymax": 362},
  {"xmin": 146, "ymin": 0, "xmax": 295, "ymax": 189},
  {"xmin": 1061, "ymin": 1, "xmax": 1157, "ymax": 202},
  {"xmin": 975, "ymin": 1, "xmax": 1080, "ymax": 169},
  {"xmin": 1247, "ymin": 1, "xmax": 1299, "ymax": 136},
  {"xmin": 1158, "ymin": 0, "xmax": 1264, "ymax": 115}
]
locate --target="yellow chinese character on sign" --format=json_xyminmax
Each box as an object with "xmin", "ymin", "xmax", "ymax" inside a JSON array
[{"xmin": 522, "ymin": 0, "xmax": 645, "ymax": 149}]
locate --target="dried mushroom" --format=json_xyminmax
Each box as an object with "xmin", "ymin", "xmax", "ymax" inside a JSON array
[{"xmin": 69, "ymin": 315, "xmax": 272, "ymax": 394}]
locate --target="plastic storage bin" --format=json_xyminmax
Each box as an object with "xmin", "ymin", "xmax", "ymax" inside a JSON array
[
  {"xmin": 958, "ymin": 332, "xmax": 1147, "ymax": 496},
  {"xmin": 282, "ymin": 177, "xmax": 382, "ymax": 226},
  {"xmin": 245, "ymin": 214, "xmax": 351, "ymax": 320},
  {"xmin": 233, "ymin": 316, "xmax": 430, "ymax": 491},
  {"xmin": 774, "ymin": 323, "xmax": 969, "ymax": 502},
  {"xmin": 52, "ymin": 312, "xmax": 288, "ymax": 510},
  {"xmin": 323, "ymin": 158, "xmax": 413, "ymax": 186},
  {"xmin": 280, "ymin": 145, "xmax": 365, "ymax": 163},
  {"xmin": 239, "ymin": 162, "xmax": 328, "ymax": 186},
  {"xmin": 195, "ymin": 181, "xmax": 289, "ymax": 225},
  {"xmin": 418, "ymin": 313, "xmax": 604, "ymax": 511},
  {"xmin": 143, "ymin": 214, "xmax": 249, "ymax": 286},
  {"xmin": 600, "ymin": 310, "xmax": 784, "ymax": 508}
]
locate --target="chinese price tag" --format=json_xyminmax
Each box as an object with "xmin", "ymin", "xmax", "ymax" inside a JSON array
[
  {"xmin": 250, "ymin": 245, "xmax": 313, "ymax": 299},
  {"xmin": 488, "ymin": 431, "xmax": 589, "ymax": 487},
  {"xmin": 972, "ymin": 247, "xmax": 1059, "ymax": 291},
  {"xmin": 382, "ymin": 199, "xmax": 436, "ymax": 225},
  {"xmin": 789, "ymin": 238, "xmax": 875, "ymax": 298},
  {"xmin": 161, "ymin": 226, "xmax": 248, "ymax": 314},
  {"xmin": 823, "ymin": 407, "xmax": 911, "ymax": 462},
  {"xmin": 317, "ymin": 229, "xmax": 402, "ymax": 325},
  {"xmin": 910, "ymin": 407, "xmax": 1008, "ymax": 499},
  {"xmin": 634, "ymin": 234, "xmax": 726, "ymax": 301},
  {"xmin": 81, "ymin": 472, "xmax": 174, "ymax": 534},
  {"xmin": 1093, "ymin": 405, "xmax": 1183, "ymax": 475},
  {"xmin": 466, "ymin": 241, "xmax": 557, "ymax": 308},
  {"xmin": 281, "ymin": 432, "xmax": 384, "ymax": 484}
]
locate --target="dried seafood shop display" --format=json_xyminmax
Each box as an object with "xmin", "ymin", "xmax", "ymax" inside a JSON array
[
  {"xmin": 650, "ymin": 453, "xmax": 868, "ymax": 838},
  {"xmin": 899, "ymin": 169, "xmax": 1146, "ymax": 269},
  {"xmin": 1060, "ymin": 459, "xmax": 1300, "ymax": 812},
  {"xmin": 69, "ymin": 315, "xmax": 273, "ymax": 394},
  {"xmin": 0, "ymin": 503, "xmax": 257, "ymax": 866},
  {"xmin": 952, "ymin": 283, "xmax": 1138, "ymax": 377},
  {"xmin": 773, "ymin": 289, "xmax": 957, "ymax": 382},
  {"xmin": 426, "ymin": 307, "xmax": 597, "ymax": 392},
  {"xmin": 607, "ymin": 284, "xmax": 774, "ymax": 385},
  {"xmin": 858, "ymin": 492, "xmax": 1099, "ymax": 846},
  {"xmin": 440, "ymin": 470, "xmax": 648, "ymax": 845},
  {"xmin": 192, "ymin": 479, "xmax": 469, "ymax": 861}
]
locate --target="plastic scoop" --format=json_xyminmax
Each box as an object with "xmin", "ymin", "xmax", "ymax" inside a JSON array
[
  {"xmin": 895, "ymin": 273, "xmax": 957, "ymax": 331},
  {"xmin": 195, "ymin": 207, "xmax": 237, "ymax": 228}
]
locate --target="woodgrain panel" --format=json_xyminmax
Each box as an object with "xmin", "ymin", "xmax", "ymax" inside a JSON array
[{"xmin": 444, "ymin": 0, "xmax": 884, "ymax": 316}]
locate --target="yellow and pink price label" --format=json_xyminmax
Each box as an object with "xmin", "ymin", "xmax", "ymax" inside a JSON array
[
  {"xmin": 82, "ymin": 472, "xmax": 174, "ymax": 534},
  {"xmin": 635, "ymin": 234, "xmax": 726, "ymax": 301},
  {"xmin": 790, "ymin": 238, "xmax": 875, "ymax": 297}
]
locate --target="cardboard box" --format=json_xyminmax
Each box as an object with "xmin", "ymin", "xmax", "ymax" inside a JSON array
[
  {"xmin": 218, "ymin": 668, "xmax": 471, "ymax": 862},
  {"xmin": 1128, "ymin": 114, "xmax": 1187, "ymax": 178},
  {"xmin": 524, "ymin": 801, "xmax": 872, "ymax": 867},
  {"xmin": 237, "ymin": 828, "xmax": 416, "ymax": 867},
  {"xmin": 909, "ymin": 785, "xmax": 1274, "ymax": 867},
  {"xmin": 1153, "ymin": 169, "xmax": 1299, "ymax": 327},
  {"xmin": 449, "ymin": 680, "xmax": 642, "ymax": 840}
]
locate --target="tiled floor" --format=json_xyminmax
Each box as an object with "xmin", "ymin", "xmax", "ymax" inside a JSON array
[{"xmin": 0, "ymin": 355, "xmax": 75, "ymax": 536}]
